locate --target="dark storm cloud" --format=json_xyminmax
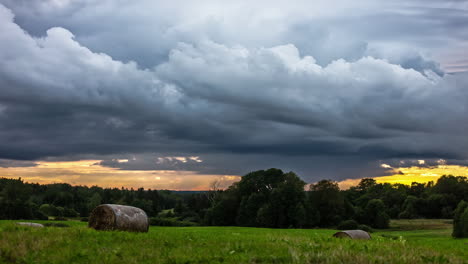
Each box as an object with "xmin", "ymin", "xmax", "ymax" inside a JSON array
[
  {"xmin": 0, "ymin": 1, "xmax": 468, "ymax": 182},
  {"xmin": 0, "ymin": 159, "xmax": 37, "ymax": 168},
  {"xmin": 96, "ymin": 154, "xmax": 393, "ymax": 182}
]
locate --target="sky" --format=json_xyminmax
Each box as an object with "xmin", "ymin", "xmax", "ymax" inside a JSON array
[{"xmin": 1, "ymin": 0, "xmax": 468, "ymax": 190}]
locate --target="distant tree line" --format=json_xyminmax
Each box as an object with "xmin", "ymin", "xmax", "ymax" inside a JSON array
[
  {"xmin": 1, "ymin": 169, "xmax": 467, "ymax": 235},
  {"xmin": 203, "ymin": 169, "xmax": 467, "ymax": 231},
  {"xmin": 0, "ymin": 177, "xmax": 182, "ymax": 220}
]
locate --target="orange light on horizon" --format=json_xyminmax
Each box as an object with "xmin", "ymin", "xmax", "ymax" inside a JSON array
[
  {"xmin": 2, "ymin": 160, "xmax": 468, "ymax": 190},
  {"xmin": 338, "ymin": 164, "xmax": 468, "ymax": 189},
  {"xmin": 0, "ymin": 160, "xmax": 240, "ymax": 190}
]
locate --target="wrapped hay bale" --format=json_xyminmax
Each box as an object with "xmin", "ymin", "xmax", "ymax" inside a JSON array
[
  {"xmin": 16, "ymin": 222, "xmax": 44, "ymax": 228},
  {"xmin": 333, "ymin": 230, "xmax": 371, "ymax": 240},
  {"xmin": 88, "ymin": 204, "xmax": 149, "ymax": 232}
]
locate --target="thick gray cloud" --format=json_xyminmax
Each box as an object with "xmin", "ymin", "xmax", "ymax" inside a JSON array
[
  {"xmin": 0, "ymin": 1, "xmax": 468, "ymax": 183},
  {"xmin": 0, "ymin": 159, "xmax": 37, "ymax": 168},
  {"xmin": 1, "ymin": 0, "xmax": 467, "ymax": 71}
]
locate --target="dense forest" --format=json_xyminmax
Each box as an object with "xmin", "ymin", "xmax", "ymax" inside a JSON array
[{"xmin": 1, "ymin": 169, "xmax": 467, "ymax": 232}]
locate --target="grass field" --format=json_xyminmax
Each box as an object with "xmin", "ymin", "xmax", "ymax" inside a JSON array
[{"xmin": 0, "ymin": 219, "xmax": 466, "ymax": 264}]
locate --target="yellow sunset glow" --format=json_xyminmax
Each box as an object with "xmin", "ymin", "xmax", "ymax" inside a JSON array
[
  {"xmin": 338, "ymin": 164, "xmax": 468, "ymax": 189},
  {"xmin": 0, "ymin": 160, "xmax": 240, "ymax": 190},
  {"xmin": 2, "ymin": 160, "xmax": 468, "ymax": 190},
  {"xmin": 373, "ymin": 165, "xmax": 468, "ymax": 184}
]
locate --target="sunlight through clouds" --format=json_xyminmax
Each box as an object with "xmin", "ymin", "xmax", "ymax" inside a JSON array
[
  {"xmin": 339, "ymin": 164, "xmax": 468, "ymax": 189},
  {"xmin": 0, "ymin": 160, "xmax": 240, "ymax": 190},
  {"xmin": 0, "ymin": 1, "xmax": 467, "ymax": 185}
]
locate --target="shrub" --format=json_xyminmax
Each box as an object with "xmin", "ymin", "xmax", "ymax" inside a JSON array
[
  {"xmin": 166, "ymin": 211, "xmax": 175, "ymax": 217},
  {"xmin": 53, "ymin": 216, "xmax": 67, "ymax": 221},
  {"xmin": 337, "ymin": 220, "xmax": 358, "ymax": 230},
  {"xmin": 441, "ymin": 206, "xmax": 454, "ymax": 219},
  {"xmin": 453, "ymin": 200, "xmax": 468, "ymax": 238},
  {"xmin": 460, "ymin": 210, "xmax": 468, "ymax": 237},
  {"xmin": 158, "ymin": 210, "xmax": 175, "ymax": 218},
  {"xmin": 39, "ymin": 204, "xmax": 59, "ymax": 217},
  {"xmin": 34, "ymin": 210, "xmax": 49, "ymax": 220},
  {"xmin": 374, "ymin": 212, "xmax": 390, "ymax": 229},
  {"xmin": 80, "ymin": 217, "xmax": 89, "ymax": 222},
  {"xmin": 182, "ymin": 215, "xmax": 201, "ymax": 223},
  {"xmin": 357, "ymin": 224, "xmax": 373, "ymax": 233},
  {"xmin": 63, "ymin": 208, "xmax": 79, "ymax": 217},
  {"xmin": 398, "ymin": 210, "xmax": 414, "ymax": 219},
  {"xmin": 55, "ymin": 207, "xmax": 65, "ymax": 217}
]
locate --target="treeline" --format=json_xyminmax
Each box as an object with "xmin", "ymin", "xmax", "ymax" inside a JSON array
[
  {"xmin": 1, "ymin": 169, "xmax": 467, "ymax": 232},
  {"xmin": 203, "ymin": 169, "xmax": 467, "ymax": 230},
  {"xmin": 0, "ymin": 177, "xmax": 184, "ymax": 220}
]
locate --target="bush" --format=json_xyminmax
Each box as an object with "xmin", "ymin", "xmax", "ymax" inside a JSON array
[
  {"xmin": 357, "ymin": 224, "xmax": 373, "ymax": 233},
  {"xmin": 453, "ymin": 200, "xmax": 468, "ymax": 238},
  {"xmin": 39, "ymin": 204, "xmax": 59, "ymax": 217},
  {"xmin": 179, "ymin": 211, "xmax": 201, "ymax": 223},
  {"xmin": 337, "ymin": 220, "xmax": 358, "ymax": 230},
  {"xmin": 34, "ymin": 210, "xmax": 49, "ymax": 220},
  {"xmin": 53, "ymin": 216, "xmax": 67, "ymax": 221},
  {"xmin": 441, "ymin": 206, "xmax": 454, "ymax": 219},
  {"xmin": 398, "ymin": 210, "xmax": 415, "ymax": 219},
  {"xmin": 158, "ymin": 210, "xmax": 175, "ymax": 218},
  {"xmin": 374, "ymin": 212, "xmax": 390, "ymax": 229},
  {"xmin": 63, "ymin": 208, "xmax": 79, "ymax": 217},
  {"xmin": 55, "ymin": 207, "xmax": 65, "ymax": 217},
  {"xmin": 80, "ymin": 217, "xmax": 89, "ymax": 222}
]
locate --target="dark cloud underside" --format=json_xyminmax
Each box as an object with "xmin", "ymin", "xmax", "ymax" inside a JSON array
[{"xmin": 0, "ymin": 1, "xmax": 467, "ymax": 182}]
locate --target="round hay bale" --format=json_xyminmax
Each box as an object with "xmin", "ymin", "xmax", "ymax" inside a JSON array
[
  {"xmin": 16, "ymin": 222, "xmax": 44, "ymax": 228},
  {"xmin": 333, "ymin": 230, "xmax": 371, "ymax": 240},
  {"xmin": 88, "ymin": 204, "xmax": 149, "ymax": 232}
]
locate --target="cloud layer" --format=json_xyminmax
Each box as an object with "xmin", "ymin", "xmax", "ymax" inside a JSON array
[{"xmin": 0, "ymin": 1, "xmax": 468, "ymax": 183}]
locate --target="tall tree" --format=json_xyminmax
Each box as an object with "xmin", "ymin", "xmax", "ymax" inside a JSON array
[
  {"xmin": 364, "ymin": 199, "xmax": 390, "ymax": 228},
  {"xmin": 308, "ymin": 180, "xmax": 345, "ymax": 226}
]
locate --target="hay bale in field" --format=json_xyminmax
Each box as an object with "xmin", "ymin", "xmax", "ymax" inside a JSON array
[
  {"xmin": 88, "ymin": 204, "xmax": 149, "ymax": 232},
  {"xmin": 16, "ymin": 222, "xmax": 44, "ymax": 228},
  {"xmin": 333, "ymin": 230, "xmax": 371, "ymax": 240}
]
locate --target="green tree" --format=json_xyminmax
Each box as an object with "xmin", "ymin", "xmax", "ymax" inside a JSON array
[
  {"xmin": 237, "ymin": 193, "xmax": 265, "ymax": 226},
  {"xmin": 0, "ymin": 178, "xmax": 34, "ymax": 219},
  {"xmin": 433, "ymin": 175, "xmax": 467, "ymax": 202},
  {"xmin": 399, "ymin": 195, "xmax": 419, "ymax": 219},
  {"xmin": 267, "ymin": 172, "xmax": 306, "ymax": 228},
  {"xmin": 364, "ymin": 199, "xmax": 389, "ymax": 228},
  {"xmin": 88, "ymin": 192, "xmax": 102, "ymax": 212},
  {"xmin": 308, "ymin": 180, "xmax": 345, "ymax": 226},
  {"xmin": 209, "ymin": 169, "xmax": 307, "ymax": 228},
  {"xmin": 453, "ymin": 200, "xmax": 468, "ymax": 238},
  {"xmin": 356, "ymin": 178, "xmax": 377, "ymax": 192},
  {"xmin": 205, "ymin": 194, "xmax": 238, "ymax": 226}
]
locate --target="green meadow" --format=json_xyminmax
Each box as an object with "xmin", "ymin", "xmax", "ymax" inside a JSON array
[{"xmin": 0, "ymin": 219, "xmax": 466, "ymax": 264}]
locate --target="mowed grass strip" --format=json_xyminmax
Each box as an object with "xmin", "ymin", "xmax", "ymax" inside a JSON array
[{"xmin": 0, "ymin": 220, "xmax": 466, "ymax": 264}]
